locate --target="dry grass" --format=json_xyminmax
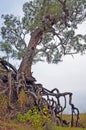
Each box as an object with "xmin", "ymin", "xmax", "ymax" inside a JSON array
[
  {"xmin": 79, "ymin": 113, "xmax": 86, "ymax": 128},
  {"xmin": 0, "ymin": 120, "xmax": 35, "ymax": 130},
  {"xmin": 62, "ymin": 113, "xmax": 86, "ymax": 128},
  {"xmin": 0, "ymin": 113, "xmax": 86, "ymax": 130}
]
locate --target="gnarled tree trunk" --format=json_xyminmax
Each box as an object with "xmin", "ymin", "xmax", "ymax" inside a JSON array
[
  {"xmin": 18, "ymin": 28, "xmax": 43, "ymax": 81},
  {"xmin": 0, "ymin": 28, "xmax": 80, "ymax": 127}
]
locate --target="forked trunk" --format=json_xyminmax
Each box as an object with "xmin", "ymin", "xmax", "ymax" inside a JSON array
[{"xmin": 18, "ymin": 28, "xmax": 43, "ymax": 81}]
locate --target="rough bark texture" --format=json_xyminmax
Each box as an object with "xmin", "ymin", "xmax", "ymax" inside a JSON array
[{"xmin": 18, "ymin": 28, "xmax": 43, "ymax": 81}]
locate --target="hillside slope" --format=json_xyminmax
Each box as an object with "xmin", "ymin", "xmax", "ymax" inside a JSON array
[{"xmin": 0, "ymin": 113, "xmax": 86, "ymax": 130}]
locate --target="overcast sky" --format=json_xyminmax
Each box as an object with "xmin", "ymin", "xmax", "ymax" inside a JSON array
[{"xmin": 0, "ymin": 0, "xmax": 86, "ymax": 113}]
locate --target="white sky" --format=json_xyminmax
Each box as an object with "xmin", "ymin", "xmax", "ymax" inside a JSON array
[{"xmin": 0, "ymin": 0, "xmax": 86, "ymax": 113}]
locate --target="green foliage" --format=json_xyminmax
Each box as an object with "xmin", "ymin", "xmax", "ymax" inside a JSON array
[
  {"xmin": 16, "ymin": 112, "xmax": 27, "ymax": 123},
  {"xmin": 0, "ymin": 42, "xmax": 12, "ymax": 60},
  {"xmin": 0, "ymin": 42, "xmax": 12, "ymax": 53},
  {"xmin": 18, "ymin": 51, "xmax": 25, "ymax": 60},
  {"xmin": 16, "ymin": 106, "xmax": 51, "ymax": 128},
  {"xmin": 0, "ymin": 14, "xmax": 27, "ymax": 60},
  {"xmin": 0, "ymin": 0, "xmax": 86, "ymax": 63},
  {"xmin": 28, "ymin": 107, "xmax": 42, "ymax": 127}
]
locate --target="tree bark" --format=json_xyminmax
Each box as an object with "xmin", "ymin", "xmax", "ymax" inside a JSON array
[{"xmin": 18, "ymin": 28, "xmax": 43, "ymax": 81}]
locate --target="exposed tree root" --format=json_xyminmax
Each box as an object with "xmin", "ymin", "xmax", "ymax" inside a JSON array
[{"xmin": 0, "ymin": 58, "xmax": 79, "ymax": 127}]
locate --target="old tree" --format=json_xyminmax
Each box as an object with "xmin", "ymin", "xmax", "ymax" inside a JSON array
[{"xmin": 0, "ymin": 0, "xmax": 86, "ymax": 127}]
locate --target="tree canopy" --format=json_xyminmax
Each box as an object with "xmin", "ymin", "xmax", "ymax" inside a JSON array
[{"xmin": 0, "ymin": 0, "xmax": 86, "ymax": 64}]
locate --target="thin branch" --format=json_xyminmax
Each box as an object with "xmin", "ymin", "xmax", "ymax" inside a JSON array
[{"xmin": 0, "ymin": 58, "xmax": 17, "ymax": 73}]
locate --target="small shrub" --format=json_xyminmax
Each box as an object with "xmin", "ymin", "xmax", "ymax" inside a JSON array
[
  {"xmin": 16, "ymin": 112, "xmax": 26, "ymax": 123},
  {"xmin": 16, "ymin": 106, "xmax": 51, "ymax": 128},
  {"xmin": 40, "ymin": 106, "xmax": 51, "ymax": 126},
  {"xmin": 28, "ymin": 107, "xmax": 45, "ymax": 127}
]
